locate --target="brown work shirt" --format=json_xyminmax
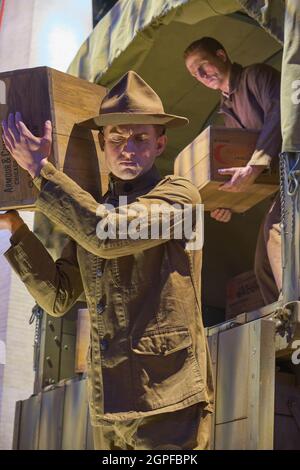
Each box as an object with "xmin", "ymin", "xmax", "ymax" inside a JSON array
[
  {"xmin": 5, "ymin": 162, "xmax": 214, "ymax": 424},
  {"xmin": 219, "ymin": 62, "xmax": 282, "ymax": 167}
]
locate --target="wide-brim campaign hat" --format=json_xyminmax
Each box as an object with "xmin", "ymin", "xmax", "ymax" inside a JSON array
[{"xmin": 80, "ymin": 70, "xmax": 189, "ymax": 129}]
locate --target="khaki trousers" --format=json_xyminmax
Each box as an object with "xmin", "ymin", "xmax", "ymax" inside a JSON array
[
  {"xmin": 92, "ymin": 402, "xmax": 212, "ymax": 450},
  {"xmin": 254, "ymin": 193, "xmax": 282, "ymax": 304}
]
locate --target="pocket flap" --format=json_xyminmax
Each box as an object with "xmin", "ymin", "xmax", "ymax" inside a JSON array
[{"xmin": 131, "ymin": 329, "xmax": 192, "ymax": 356}]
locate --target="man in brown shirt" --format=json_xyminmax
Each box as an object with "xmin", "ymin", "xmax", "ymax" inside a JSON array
[
  {"xmin": 185, "ymin": 37, "xmax": 281, "ymax": 305},
  {"xmin": 0, "ymin": 71, "xmax": 213, "ymax": 450}
]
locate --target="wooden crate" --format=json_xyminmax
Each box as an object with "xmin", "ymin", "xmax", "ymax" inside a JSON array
[
  {"xmin": 75, "ymin": 309, "xmax": 90, "ymax": 374},
  {"xmin": 226, "ymin": 270, "xmax": 265, "ymax": 319},
  {"xmin": 174, "ymin": 126, "xmax": 279, "ymax": 213},
  {"xmin": 274, "ymin": 372, "xmax": 300, "ymax": 449},
  {"xmin": 208, "ymin": 319, "xmax": 276, "ymax": 449},
  {"xmin": 0, "ymin": 67, "xmax": 109, "ymax": 210}
]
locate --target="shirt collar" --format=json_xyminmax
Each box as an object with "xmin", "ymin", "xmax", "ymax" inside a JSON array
[
  {"xmin": 221, "ymin": 62, "xmax": 243, "ymax": 99},
  {"xmin": 108, "ymin": 165, "xmax": 162, "ymax": 197}
]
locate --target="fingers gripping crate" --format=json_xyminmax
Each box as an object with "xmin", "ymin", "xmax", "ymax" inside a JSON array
[{"xmin": 174, "ymin": 126, "xmax": 279, "ymax": 213}]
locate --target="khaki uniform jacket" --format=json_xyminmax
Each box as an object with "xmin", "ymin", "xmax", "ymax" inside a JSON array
[
  {"xmin": 220, "ymin": 62, "xmax": 282, "ymax": 168},
  {"xmin": 5, "ymin": 162, "xmax": 214, "ymax": 424}
]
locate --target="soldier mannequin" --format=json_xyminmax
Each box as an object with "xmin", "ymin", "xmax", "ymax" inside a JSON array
[
  {"xmin": 185, "ymin": 37, "xmax": 282, "ymax": 305},
  {"xmin": 1, "ymin": 71, "xmax": 213, "ymax": 450}
]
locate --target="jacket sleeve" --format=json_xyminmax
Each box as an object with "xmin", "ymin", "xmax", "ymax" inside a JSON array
[
  {"xmin": 4, "ymin": 223, "xmax": 84, "ymax": 317},
  {"xmin": 247, "ymin": 64, "xmax": 282, "ymax": 167},
  {"xmin": 32, "ymin": 162, "xmax": 202, "ymax": 259}
]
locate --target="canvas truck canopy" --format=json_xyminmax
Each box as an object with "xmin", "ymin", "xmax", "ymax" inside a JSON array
[
  {"xmin": 238, "ymin": 0, "xmax": 300, "ymax": 154},
  {"xmin": 68, "ymin": 0, "xmax": 286, "ymax": 175},
  {"xmin": 68, "ymin": 0, "xmax": 300, "ymax": 159}
]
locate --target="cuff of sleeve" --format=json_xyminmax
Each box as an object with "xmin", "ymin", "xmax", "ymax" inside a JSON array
[
  {"xmin": 10, "ymin": 224, "xmax": 31, "ymax": 246},
  {"xmin": 248, "ymin": 150, "xmax": 272, "ymax": 167},
  {"xmin": 33, "ymin": 176, "xmax": 43, "ymax": 191},
  {"xmin": 33, "ymin": 162, "xmax": 58, "ymax": 190},
  {"xmin": 40, "ymin": 161, "xmax": 58, "ymax": 180}
]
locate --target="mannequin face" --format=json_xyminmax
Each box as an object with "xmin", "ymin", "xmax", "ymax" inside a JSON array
[
  {"xmin": 185, "ymin": 48, "xmax": 231, "ymax": 92},
  {"xmin": 100, "ymin": 124, "xmax": 167, "ymax": 180}
]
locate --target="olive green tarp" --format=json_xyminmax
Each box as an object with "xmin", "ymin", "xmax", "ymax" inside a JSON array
[
  {"xmin": 238, "ymin": 0, "xmax": 300, "ymax": 154},
  {"xmin": 67, "ymin": 0, "xmax": 300, "ymax": 174}
]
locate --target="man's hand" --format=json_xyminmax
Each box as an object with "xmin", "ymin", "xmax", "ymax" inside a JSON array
[
  {"xmin": 210, "ymin": 208, "xmax": 232, "ymax": 223},
  {"xmin": 218, "ymin": 165, "xmax": 266, "ymax": 192},
  {"xmin": 0, "ymin": 210, "xmax": 24, "ymax": 234},
  {"xmin": 1, "ymin": 112, "xmax": 52, "ymax": 178}
]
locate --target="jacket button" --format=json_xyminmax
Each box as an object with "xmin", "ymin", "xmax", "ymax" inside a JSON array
[
  {"xmin": 100, "ymin": 339, "xmax": 109, "ymax": 352},
  {"xmin": 97, "ymin": 302, "xmax": 106, "ymax": 314},
  {"xmin": 96, "ymin": 268, "xmax": 103, "ymax": 277}
]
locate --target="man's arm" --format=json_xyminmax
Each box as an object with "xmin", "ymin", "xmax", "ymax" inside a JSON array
[
  {"xmin": 247, "ymin": 63, "xmax": 282, "ymax": 167},
  {"xmin": 219, "ymin": 64, "xmax": 281, "ymax": 193},
  {"xmin": 33, "ymin": 162, "xmax": 201, "ymax": 258},
  {"xmin": 1, "ymin": 113, "xmax": 201, "ymax": 257},
  {"xmin": 4, "ymin": 217, "xmax": 84, "ymax": 317}
]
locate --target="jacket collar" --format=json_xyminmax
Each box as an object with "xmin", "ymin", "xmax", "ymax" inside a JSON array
[
  {"xmin": 221, "ymin": 62, "xmax": 243, "ymax": 99},
  {"xmin": 107, "ymin": 165, "xmax": 162, "ymax": 197}
]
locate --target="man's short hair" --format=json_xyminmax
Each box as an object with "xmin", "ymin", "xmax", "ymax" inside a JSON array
[
  {"xmin": 154, "ymin": 125, "xmax": 166, "ymax": 137},
  {"xmin": 184, "ymin": 37, "xmax": 227, "ymax": 60}
]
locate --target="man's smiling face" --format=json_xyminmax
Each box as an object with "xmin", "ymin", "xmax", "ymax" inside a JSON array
[
  {"xmin": 100, "ymin": 124, "xmax": 167, "ymax": 180},
  {"xmin": 185, "ymin": 48, "xmax": 230, "ymax": 92}
]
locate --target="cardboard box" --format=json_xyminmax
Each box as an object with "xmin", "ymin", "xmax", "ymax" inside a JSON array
[
  {"xmin": 226, "ymin": 270, "xmax": 265, "ymax": 319},
  {"xmin": 174, "ymin": 126, "xmax": 278, "ymax": 213},
  {"xmin": 0, "ymin": 67, "xmax": 109, "ymax": 210},
  {"xmin": 75, "ymin": 308, "xmax": 90, "ymax": 374}
]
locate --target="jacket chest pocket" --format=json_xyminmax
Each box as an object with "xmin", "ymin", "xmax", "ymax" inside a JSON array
[
  {"xmin": 130, "ymin": 328, "xmax": 204, "ymax": 412},
  {"xmin": 109, "ymin": 254, "xmax": 152, "ymax": 289}
]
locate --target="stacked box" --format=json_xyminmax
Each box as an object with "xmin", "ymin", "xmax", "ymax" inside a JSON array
[
  {"xmin": 174, "ymin": 126, "xmax": 278, "ymax": 213},
  {"xmin": 0, "ymin": 67, "xmax": 108, "ymax": 210},
  {"xmin": 226, "ymin": 270, "xmax": 265, "ymax": 318},
  {"xmin": 75, "ymin": 309, "xmax": 90, "ymax": 374}
]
